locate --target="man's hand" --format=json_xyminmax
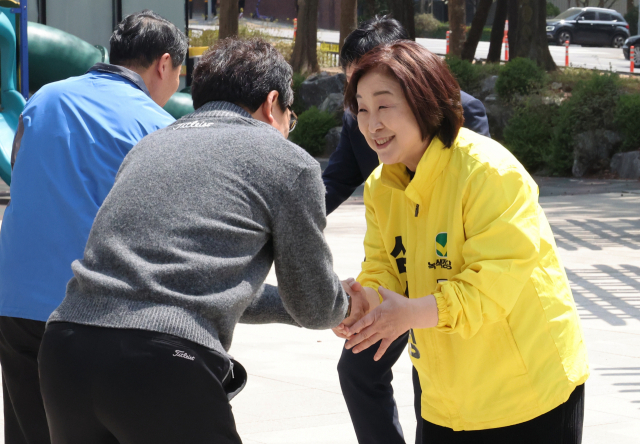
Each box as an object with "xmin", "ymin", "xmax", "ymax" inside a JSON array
[
  {"xmin": 332, "ymin": 278, "xmax": 374, "ymax": 339},
  {"xmin": 344, "ymin": 287, "xmax": 438, "ymax": 361}
]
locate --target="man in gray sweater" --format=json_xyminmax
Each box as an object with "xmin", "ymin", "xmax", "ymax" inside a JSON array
[{"xmin": 38, "ymin": 38, "xmax": 366, "ymax": 443}]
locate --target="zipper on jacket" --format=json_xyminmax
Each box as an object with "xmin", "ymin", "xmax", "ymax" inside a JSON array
[{"xmin": 415, "ymin": 204, "xmax": 420, "ymax": 217}]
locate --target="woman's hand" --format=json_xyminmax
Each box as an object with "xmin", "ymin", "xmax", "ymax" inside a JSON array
[
  {"xmin": 332, "ymin": 279, "xmax": 380, "ymax": 339},
  {"xmin": 344, "ymin": 286, "xmax": 439, "ymax": 361}
]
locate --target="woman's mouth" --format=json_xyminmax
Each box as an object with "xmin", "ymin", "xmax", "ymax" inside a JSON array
[{"xmin": 373, "ymin": 136, "xmax": 394, "ymax": 149}]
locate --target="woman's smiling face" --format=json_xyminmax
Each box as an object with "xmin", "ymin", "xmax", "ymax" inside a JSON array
[{"xmin": 355, "ymin": 69, "xmax": 429, "ymax": 171}]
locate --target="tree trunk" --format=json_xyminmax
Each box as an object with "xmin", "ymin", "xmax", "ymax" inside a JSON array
[
  {"xmin": 219, "ymin": 0, "xmax": 238, "ymax": 39},
  {"xmin": 448, "ymin": 0, "xmax": 466, "ymax": 56},
  {"xmin": 419, "ymin": 0, "xmax": 427, "ymax": 14},
  {"xmin": 508, "ymin": 0, "xmax": 518, "ymax": 59},
  {"xmin": 291, "ymin": 0, "xmax": 319, "ymax": 74},
  {"xmin": 513, "ymin": 0, "xmax": 556, "ymax": 70},
  {"xmin": 339, "ymin": 0, "xmax": 358, "ymax": 51},
  {"xmin": 487, "ymin": 0, "xmax": 508, "ymax": 62},
  {"xmin": 461, "ymin": 0, "xmax": 493, "ymax": 61},
  {"xmin": 388, "ymin": 0, "xmax": 416, "ymax": 40},
  {"xmin": 363, "ymin": 0, "xmax": 377, "ymax": 18}
]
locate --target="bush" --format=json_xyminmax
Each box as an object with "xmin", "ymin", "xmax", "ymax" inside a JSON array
[
  {"xmin": 291, "ymin": 72, "xmax": 307, "ymax": 116},
  {"xmin": 546, "ymin": 2, "xmax": 560, "ymax": 18},
  {"xmin": 625, "ymin": 6, "xmax": 638, "ymax": 36},
  {"xmin": 415, "ymin": 14, "xmax": 440, "ymax": 37},
  {"xmin": 548, "ymin": 71, "xmax": 621, "ymax": 174},
  {"xmin": 615, "ymin": 93, "xmax": 640, "ymax": 151},
  {"xmin": 288, "ymin": 106, "xmax": 337, "ymax": 157},
  {"xmin": 445, "ymin": 56, "xmax": 481, "ymax": 92},
  {"xmin": 496, "ymin": 58, "xmax": 545, "ymax": 100},
  {"xmin": 504, "ymin": 99, "xmax": 559, "ymax": 172}
]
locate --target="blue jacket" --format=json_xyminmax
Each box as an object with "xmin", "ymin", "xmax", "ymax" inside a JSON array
[
  {"xmin": 0, "ymin": 64, "xmax": 174, "ymax": 322},
  {"xmin": 323, "ymin": 91, "xmax": 490, "ymax": 214}
]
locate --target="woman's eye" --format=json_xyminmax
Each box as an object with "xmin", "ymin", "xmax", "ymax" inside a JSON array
[
  {"xmin": 379, "ymin": 106, "xmax": 388, "ymax": 110},
  {"xmin": 358, "ymin": 109, "xmax": 368, "ymax": 113}
]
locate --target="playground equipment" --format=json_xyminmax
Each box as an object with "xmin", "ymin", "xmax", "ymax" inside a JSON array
[
  {"xmin": 0, "ymin": 2, "xmax": 27, "ymax": 185},
  {"xmin": 0, "ymin": 6, "xmax": 194, "ymax": 185}
]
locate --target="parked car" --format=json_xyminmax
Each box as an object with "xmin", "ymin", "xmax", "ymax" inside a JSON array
[
  {"xmin": 622, "ymin": 35, "xmax": 640, "ymax": 61},
  {"xmin": 546, "ymin": 7, "xmax": 630, "ymax": 47}
]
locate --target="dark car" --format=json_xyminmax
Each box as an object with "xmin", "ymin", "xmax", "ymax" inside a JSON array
[
  {"xmin": 622, "ymin": 35, "xmax": 640, "ymax": 62},
  {"xmin": 546, "ymin": 7, "xmax": 630, "ymax": 47}
]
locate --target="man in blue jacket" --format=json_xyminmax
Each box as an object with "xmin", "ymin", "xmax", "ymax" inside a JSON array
[
  {"xmin": 0, "ymin": 11, "xmax": 187, "ymax": 443},
  {"xmin": 325, "ymin": 17, "xmax": 490, "ymax": 444}
]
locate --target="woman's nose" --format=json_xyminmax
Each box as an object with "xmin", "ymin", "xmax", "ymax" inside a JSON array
[{"xmin": 368, "ymin": 113, "xmax": 383, "ymax": 133}]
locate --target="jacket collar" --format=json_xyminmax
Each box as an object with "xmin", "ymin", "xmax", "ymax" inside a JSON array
[
  {"xmin": 87, "ymin": 63, "xmax": 151, "ymax": 98},
  {"xmin": 192, "ymin": 101, "xmax": 253, "ymax": 119},
  {"xmin": 380, "ymin": 136, "xmax": 452, "ymax": 205}
]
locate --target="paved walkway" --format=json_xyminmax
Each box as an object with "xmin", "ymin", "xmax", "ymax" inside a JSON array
[{"xmin": 0, "ymin": 180, "xmax": 638, "ymax": 443}]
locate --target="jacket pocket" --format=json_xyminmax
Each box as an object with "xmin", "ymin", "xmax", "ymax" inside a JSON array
[{"xmin": 498, "ymin": 320, "xmax": 528, "ymax": 376}]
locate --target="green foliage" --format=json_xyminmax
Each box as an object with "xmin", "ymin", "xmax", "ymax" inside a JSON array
[
  {"xmin": 504, "ymin": 99, "xmax": 559, "ymax": 172},
  {"xmin": 288, "ymin": 107, "xmax": 337, "ymax": 157},
  {"xmin": 547, "ymin": 71, "xmax": 621, "ymax": 175},
  {"xmin": 415, "ymin": 14, "xmax": 441, "ymax": 37},
  {"xmin": 546, "ymin": 2, "xmax": 560, "ymax": 18},
  {"xmin": 615, "ymin": 93, "xmax": 640, "ymax": 151},
  {"xmin": 291, "ymin": 72, "xmax": 307, "ymax": 116},
  {"xmin": 625, "ymin": 6, "xmax": 638, "ymax": 36},
  {"xmin": 496, "ymin": 58, "xmax": 545, "ymax": 100},
  {"xmin": 445, "ymin": 56, "xmax": 481, "ymax": 92}
]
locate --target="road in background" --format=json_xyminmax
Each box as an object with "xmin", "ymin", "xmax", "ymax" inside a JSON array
[{"xmin": 192, "ymin": 19, "xmax": 635, "ymax": 75}]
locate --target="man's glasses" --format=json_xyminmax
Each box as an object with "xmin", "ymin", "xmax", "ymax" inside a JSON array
[{"xmin": 287, "ymin": 106, "xmax": 298, "ymax": 133}]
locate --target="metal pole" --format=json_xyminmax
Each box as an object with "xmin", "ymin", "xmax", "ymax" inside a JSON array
[
  {"xmin": 37, "ymin": 0, "xmax": 46, "ymax": 25},
  {"xmin": 112, "ymin": 0, "xmax": 122, "ymax": 30},
  {"xmin": 565, "ymin": 40, "xmax": 569, "ymax": 67},
  {"xmin": 631, "ymin": 46, "xmax": 635, "ymax": 73},
  {"xmin": 12, "ymin": 0, "xmax": 29, "ymax": 99}
]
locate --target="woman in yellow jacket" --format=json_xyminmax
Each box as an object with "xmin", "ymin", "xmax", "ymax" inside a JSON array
[{"xmin": 338, "ymin": 41, "xmax": 589, "ymax": 443}]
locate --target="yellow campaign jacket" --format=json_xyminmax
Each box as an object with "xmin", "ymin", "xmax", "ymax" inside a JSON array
[{"xmin": 357, "ymin": 128, "xmax": 589, "ymax": 431}]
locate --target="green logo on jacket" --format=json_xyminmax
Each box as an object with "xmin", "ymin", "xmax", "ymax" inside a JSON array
[{"xmin": 435, "ymin": 232, "xmax": 447, "ymax": 257}]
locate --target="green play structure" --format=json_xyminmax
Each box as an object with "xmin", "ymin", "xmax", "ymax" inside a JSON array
[
  {"xmin": 0, "ymin": 4, "xmax": 194, "ymax": 185},
  {"xmin": 0, "ymin": 5, "xmax": 26, "ymax": 185}
]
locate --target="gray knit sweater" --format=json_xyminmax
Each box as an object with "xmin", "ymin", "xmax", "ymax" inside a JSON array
[{"xmin": 49, "ymin": 102, "xmax": 348, "ymax": 357}]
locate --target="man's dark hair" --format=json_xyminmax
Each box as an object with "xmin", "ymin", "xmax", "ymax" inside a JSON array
[
  {"xmin": 191, "ymin": 38, "xmax": 294, "ymax": 112},
  {"xmin": 339, "ymin": 15, "xmax": 409, "ymax": 70},
  {"xmin": 110, "ymin": 10, "xmax": 188, "ymax": 69}
]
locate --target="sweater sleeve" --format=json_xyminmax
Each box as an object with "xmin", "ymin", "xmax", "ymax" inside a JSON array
[
  {"xmin": 271, "ymin": 163, "xmax": 349, "ymax": 329},
  {"xmin": 433, "ymin": 168, "xmax": 541, "ymax": 339},
  {"xmin": 239, "ymin": 284, "xmax": 301, "ymax": 327}
]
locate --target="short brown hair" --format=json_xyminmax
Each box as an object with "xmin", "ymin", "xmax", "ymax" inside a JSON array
[{"xmin": 344, "ymin": 41, "xmax": 464, "ymax": 148}]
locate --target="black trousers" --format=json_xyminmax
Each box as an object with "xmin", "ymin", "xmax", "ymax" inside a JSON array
[
  {"xmin": 338, "ymin": 331, "xmax": 421, "ymax": 444},
  {"xmin": 39, "ymin": 322, "xmax": 247, "ymax": 444},
  {"xmin": 0, "ymin": 316, "xmax": 51, "ymax": 444},
  {"xmin": 421, "ymin": 384, "xmax": 585, "ymax": 443}
]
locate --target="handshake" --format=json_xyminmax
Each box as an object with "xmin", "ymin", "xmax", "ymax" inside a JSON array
[{"xmin": 332, "ymin": 278, "xmax": 439, "ymax": 361}]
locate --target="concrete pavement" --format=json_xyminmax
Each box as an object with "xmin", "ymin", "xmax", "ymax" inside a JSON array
[{"xmin": 0, "ymin": 179, "xmax": 638, "ymax": 443}]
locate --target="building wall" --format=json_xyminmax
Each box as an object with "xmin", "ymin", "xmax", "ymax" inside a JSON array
[
  {"xmin": 244, "ymin": 0, "xmax": 297, "ymax": 22},
  {"xmin": 26, "ymin": 0, "xmax": 186, "ymax": 50}
]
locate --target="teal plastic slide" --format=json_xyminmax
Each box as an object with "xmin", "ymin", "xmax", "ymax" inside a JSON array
[
  {"xmin": 0, "ymin": 14, "xmax": 194, "ymax": 185},
  {"xmin": 0, "ymin": 7, "xmax": 26, "ymax": 185}
]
